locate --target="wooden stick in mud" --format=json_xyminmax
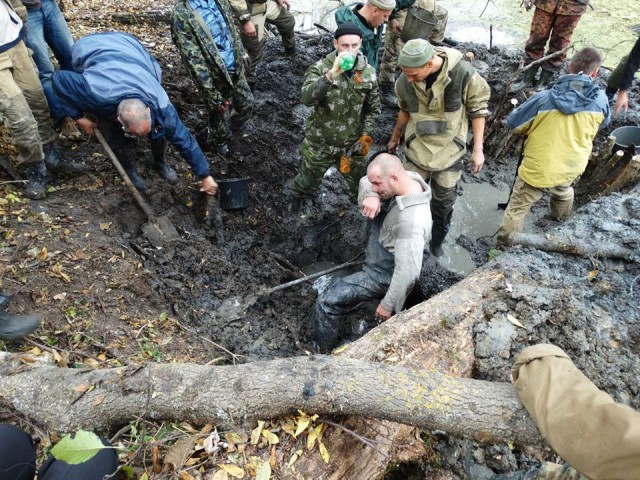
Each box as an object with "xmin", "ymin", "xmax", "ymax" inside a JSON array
[{"xmin": 508, "ymin": 232, "xmax": 638, "ymax": 262}]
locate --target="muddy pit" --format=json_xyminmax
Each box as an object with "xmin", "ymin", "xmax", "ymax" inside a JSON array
[{"xmin": 1, "ymin": 12, "xmax": 640, "ymax": 478}]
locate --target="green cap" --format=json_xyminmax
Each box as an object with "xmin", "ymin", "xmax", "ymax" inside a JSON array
[{"xmin": 398, "ymin": 39, "xmax": 435, "ymax": 68}]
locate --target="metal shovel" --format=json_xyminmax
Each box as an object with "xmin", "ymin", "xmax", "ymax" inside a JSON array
[
  {"xmin": 211, "ymin": 254, "xmax": 365, "ymax": 323},
  {"xmin": 95, "ymin": 128, "xmax": 179, "ymax": 246}
]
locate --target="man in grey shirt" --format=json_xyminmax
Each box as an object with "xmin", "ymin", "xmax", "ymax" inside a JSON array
[{"xmin": 313, "ymin": 153, "xmax": 432, "ymax": 352}]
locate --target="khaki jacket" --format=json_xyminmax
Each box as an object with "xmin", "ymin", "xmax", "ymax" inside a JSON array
[
  {"xmin": 395, "ymin": 47, "xmax": 490, "ymax": 171},
  {"xmin": 512, "ymin": 344, "xmax": 640, "ymax": 480}
]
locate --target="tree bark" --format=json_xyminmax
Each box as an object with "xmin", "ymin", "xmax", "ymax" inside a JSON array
[{"xmin": 0, "ymin": 353, "xmax": 540, "ymax": 444}]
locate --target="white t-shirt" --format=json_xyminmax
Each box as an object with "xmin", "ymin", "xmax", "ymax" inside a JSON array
[{"xmin": 0, "ymin": 0, "xmax": 23, "ymax": 49}]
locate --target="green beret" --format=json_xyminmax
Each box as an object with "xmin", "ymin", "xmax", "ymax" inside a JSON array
[
  {"xmin": 398, "ymin": 39, "xmax": 435, "ymax": 68},
  {"xmin": 368, "ymin": 0, "xmax": 396, "ymax": 10}
]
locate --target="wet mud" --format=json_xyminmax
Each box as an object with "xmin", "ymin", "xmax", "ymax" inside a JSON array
[{"xmin": 1, "ymin": 15, "xmax": 639, "ymax": 478}]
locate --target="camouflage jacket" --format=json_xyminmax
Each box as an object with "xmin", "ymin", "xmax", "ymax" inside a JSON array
[
  {"xmin": 171, "ymin": 0, "xmax": 246, "ymax": 100},
  {"xmin": 302, "ymin": 50, "xmax": 380, "ymax": 148},
  {"xmin": 533, "ymin": 0, "xmax": 589, "ymax": 16}
]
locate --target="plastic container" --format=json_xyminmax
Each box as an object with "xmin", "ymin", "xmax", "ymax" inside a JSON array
[
  {"xmin": 339, "ymin": 53, "xmax": 356, "ymax": 71},
  {"xmin": 611, "ymin": 126, "xmax": 640, "ymax": 154},
  {"xmin": 218, "ymin": 177, "xmax": 249, "ymax": 210},
  {"xmin": 401, "ymin": 6, "xmax": 438, "ymax": 43}
]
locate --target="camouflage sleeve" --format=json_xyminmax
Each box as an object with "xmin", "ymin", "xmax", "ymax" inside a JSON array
[
  {"xmin": 463, "ymin": 71, "xmax": 491, "ymax": 118},
  {"xmin": 170, "ymin": 4, "xmax": 224, "ymax": 109},
  {"xmin": 529, "ymin": 462, "xmax": 589, "ymax": 480},
  {"xmin": 362, "ymin": 78, "xmax": 381, "ymax": 136},
  {"xmin": 300, "ymin": 62, "xmax": 333, "ymax": 106}
]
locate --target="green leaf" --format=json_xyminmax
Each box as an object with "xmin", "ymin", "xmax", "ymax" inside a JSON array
[
  {"xmin": 256, "ymin": 461, "xmax": 271, "ymax": 480},
  {"xmin": 50, "ymin": 430, "xmax": 108, "ymax": 464}
]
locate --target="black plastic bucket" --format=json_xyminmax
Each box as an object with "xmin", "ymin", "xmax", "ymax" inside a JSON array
[
  {"xmin": 218, "ymin": 177, "xmax": 249, "ymax": 210},
  {"xmin": 611, "ymin": 126, "xmax": 640, "ymax": 154}
]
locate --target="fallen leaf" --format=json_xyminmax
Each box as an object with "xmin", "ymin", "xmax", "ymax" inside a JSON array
[
  {"xmin": 99, "ymin": 222, "xmax": 111, "ymax": 231},
  {"xmin": 93, "ymin": 394, "xmax": 105, "ymax": 406},
  {"xmin": 506, "ymin": 314, "xmax": 525, "ymax": 329},
  {"xmin": 217, "ymin": 464, "xmax": 245, "ymax": 478},
  {"xmin": 319, "ymin": 440, "xmax": 330, "ymax": 463},
  {"xmin": 73, "ymin": 384, "xmax": 91, "ymax": 393},
  {"xmin": 53, "ymin": 293, "xmax": 67, "ymax": 301},
  {"xmin": 211, "ymin": 470, "xmax": 229, "ymax": 480},
  {"xmin": 294, "ymin": 418, "xmax": 310, "ymax": 438},
  {"xmin": 178, "ymin": 470, "xmax": 195, "ymax": 480},
  {"xmin": 164, "ymin": 437, "xmax": 196, "ymax": 469},
  {"xmin": 306, "ymin": 429, "xmax": 317, "ymax": 451},
  {"xmin": 587, "ymin": 270, "xmax": 599, "ymax": 281},
  {"xmin": 255, "ymin": 461, "xmax": 271, "ymax": 480},
  {"xmin": 287, "ymin": 449, "xmax": 303, "ymax": 468},
  {"xmin": 262, "ymin": 430, "xmax": 279, "ymax": 445},
  {"xmin": 50, "ymin": 430, "xmax": 106, "ymax": 464},
  {"xmin": 250, "ymin": 421, "xmax": 264, "ymax": 445}
]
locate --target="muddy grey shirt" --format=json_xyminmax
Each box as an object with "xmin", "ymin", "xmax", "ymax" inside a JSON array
[{"xmin": 358, "ymin": 172, "xmax": 432, "ymax": 313}]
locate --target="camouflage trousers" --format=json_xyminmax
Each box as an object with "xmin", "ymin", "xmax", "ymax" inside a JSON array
[
  {"xmin": 290, "ymin": 138, "xmax": 365, "ymax": 197},
  {"xmin": 379, "ymin": 0, "xmax": 448, "ymax": 84},
  {"xmin": 0, "ymin": 41, "xmax": 56, "ymax": 167},
  {"xmin": 206, "ymin": 71, "xmax": 254, "ymax": 145},
  {"xmin": 524, "ymin": 7, "xmax": 582, "ymax": 72},
  {"xmin": 240, "ymin": 1, "xmax": 295, "ymax": 84}
]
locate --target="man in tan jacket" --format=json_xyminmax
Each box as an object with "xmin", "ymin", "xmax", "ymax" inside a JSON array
[{"xmin": 502, "ymin": 344, "xmax": 640, "ymax": 479}]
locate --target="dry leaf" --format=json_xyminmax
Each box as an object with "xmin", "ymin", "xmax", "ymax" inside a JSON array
[
  {"xmin": 587, "ymin": 270, "xmax": 599, "ymax": 281},
  {"xmin": 178, "ymin": 471, "xmax": 195, "ymax": 480},
  {"xmin": 93, "ymin": 394, "xmax": 105, "ymax": 406},
  {"xmin": 164, "ymin": 437, "xmax": 196, "ymax": 469},
  {"xmin": 37, "ymin": 247, "xmax": 48, "ymax": 262},
  {"xmin": 152, "ymin": 444, "xmax": 162, "ymax": 473},
  {"xmin": 287, "ymin": 449, "xmax": 303, "ymax": 468},
  {"xmin": 73, "ymin": 384, "xmax": 91, "ymax": 393},
  {"xmin": 250, "ymin": 421, "xmax": 264, "ymax": 445},
  {"xmin": 53, "ymin": 293, "xmax": 67, "ymax": 301},
  {"xmin": 306, "ymin": 429, "xmax": 317, "ymax": 451},
  {"xmin": 261, "ymin": 430, "xmax": 279, "ymax": 445},
  {"xmin": 217, "ymin": 464, "xmax": 245, "ymax": 478},
  {"xmin": 319, "ymin": 441, "xmax": 330, "ymax": 463},
  {"xmin": 255, "ymin": 461, "xmax": 271, "ymax": 480},
  {"xmin": 294, "ymin": 418, "xmax": 310, "ymax": 438},
  {"xmin": 506, "ymin": 314, "xmax": 525, "ymax": 329},
  {"xmin": 211, "ymin": 470, "xmax": 229, "ymax": 480}
]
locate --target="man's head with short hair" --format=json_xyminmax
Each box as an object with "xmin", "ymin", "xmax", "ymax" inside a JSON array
[
  {"xmin": 568, "ymin": 47, "xmax": 602, "ymax": 77},
  {"xmin": 117, "ymin": 99, "xmax": 152, "ymax": 136},
  {"xmin": 366, "ymin": 153, "xmax": 407, "ymax": 199},
  {"xmin": 360, "ymin": 0, "xmax": 395, "ymax": 28}
]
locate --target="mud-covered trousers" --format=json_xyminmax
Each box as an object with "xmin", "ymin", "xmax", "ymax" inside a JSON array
[
  {"xmin": 496, "ymin": 176, "xmax": 573, "ymax": 244},
  {"xmin": 240, "ymin": 0, "xmax": 295, "ymax": 84},
  {"xmin": 403, "ymin": 158, "xmax": 461, "ymax": 247},
  {"xmin": 0, "ymin": 40, "xmax": 57, "ymax": 168},
  {"xmin": 314, "ymin": 215, "xmax": 394, "ymax": 351},
  {"xmin": 379, "ymin": 0, "xmax": 448, "ymax": 85},
  {"xmin": 0, "ymin": 424, "xmax": 118, "ymax": 480},
  {"xmin": 524, "ymin": 7, "xmax": 582, "ymax": 72},
  {"xmin": 290, "ymin": 138, "xmax": 366, "ymax": 197},
  {"xmin": 205, "ymin": 72, "xmax": 254, "ymax": 146}
]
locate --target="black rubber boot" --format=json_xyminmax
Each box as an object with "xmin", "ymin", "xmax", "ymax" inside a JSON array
[
  {"xmin": 216, "ymin": 144, "xmax": 230, "ymax": 157},
  {"xmin": 380, "ymin": 83, "xmax": 397, "ymax": 107},
  {"xmin": 125, "ymin": 167, "xmax": 147, "ymax": 192},
  {"xmin": 429, "ymin": 224, "xmax": 448, "ymax": 257},
  {"xmin": 535, "ymin": 69, "xmax": 554, "ymax": 91},
  {"xmin": 0, "ymin": 310, "xmax": 41, "ymax": 340},
  {"xmin": 43, "ymin": 142, "xmax": 86, "ymax": 175},
  {"xmin": 151, "ymin": 141, "xmax": 178, "ymax": 185},
  {"xmin": 510, "ymin": 66, "xmax": 538, "ymax": 93},
  {"xmin": 24, "ymin": 161, "xmax": 48, "ymax": 200}
]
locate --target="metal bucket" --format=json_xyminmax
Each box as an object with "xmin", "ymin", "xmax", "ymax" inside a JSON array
[
  {"xmin": 611, "ymin": 126, "xmax": 640, "ymax": 154},
  {"xmin": 218, "ymin": 177, "xmax": 249, "ymax": 210},
  {"xmin": 401, "ymin": 6, "xmax": 438, "ymax": 43}
]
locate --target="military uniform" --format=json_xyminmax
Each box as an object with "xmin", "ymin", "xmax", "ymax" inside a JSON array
[
  {"xmin": 291, "ymin": 51, "xmax": 380, "ymax": 197},
  {"xmin": 379, "ymin": 0, "xmax": 448, "ymax": 85},
  {"xmin": 524, "ymin": 0, "xmax": 588, "ymax": 72},
  {"xmin": 394, "ymin": 46, "xmax": 490, "ymax": 250},
  {"xmin": 228, "ymin": 0, "xmax": 295, "ymax": 85},
  {"xmin": 171, "ymin": 0, "xmax": 254, "ymax": 146}
]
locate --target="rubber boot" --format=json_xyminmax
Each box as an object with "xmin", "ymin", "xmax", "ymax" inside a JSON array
[
  {"xmin": 510, "ymin": 66, "xmax": 538, "ymax": 93},
  {"xmin": 429, "ymin": 224, "xmax": 448, "ymax": 257},
  {"xmin": 43, "ymin": 142, "xmax": 86, "ymax": 175},
  {"xmin": 380, "ymin": 82, "xmax": 397, "ymax": 107},
  {"xmin": 125, "ymin": 166, "xmax": 147, "ymax": 192},
  {"xmin": 535, "ymin": 69, "xmax": 554, "ymax": 91},
  {"xmin": 151, "ymin": 141, "xmax": 178, "ymax": 185},
  {"xmin": 0, "ymin": 310, "xmax": 41, "ymax": 340},
  {"xmin": 24, "ymin": 161, "xmax": 48, "ymax": 200}
]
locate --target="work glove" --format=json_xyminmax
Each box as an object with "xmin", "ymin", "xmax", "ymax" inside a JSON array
[{"xmin": 354, "ymin": 135, "xmax": 374, "ymax": 156}]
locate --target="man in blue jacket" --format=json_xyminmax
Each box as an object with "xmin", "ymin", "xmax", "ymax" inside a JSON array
[
  {"xmin": 496, "ymin": 47, "xmax": 610, "ymax": 244},
  {"xmin": 51, "ymin": 32, "xmax": 218, "ymax": 195}
]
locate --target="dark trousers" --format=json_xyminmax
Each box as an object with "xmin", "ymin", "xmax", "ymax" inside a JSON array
[{"xmin": 0, "ymin": 424, "xmax": 118, "ymax": 480}]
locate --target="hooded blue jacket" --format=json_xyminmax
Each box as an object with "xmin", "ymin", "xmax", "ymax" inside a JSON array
[
  {"xmin": 507, "ymin": 74, "xmax": 610, "ymax": 188},
  {"xmin": 51, "ymin": 32, "xmax": 210, "ymax": 178}
]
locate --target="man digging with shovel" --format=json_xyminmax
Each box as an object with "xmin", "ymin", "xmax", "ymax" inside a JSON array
[{"xmin": 50, "ymin": 32, "xmax": 218, "ymax": 196}]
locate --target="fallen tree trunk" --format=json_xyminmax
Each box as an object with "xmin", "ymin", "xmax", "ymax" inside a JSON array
[
  {"xmin": 508, "ymin": 232, "xmax": 638, "ymax": 262},
  {"xmin": 0, "ymin": 354, "xmax": 540, "ymax": 445}
]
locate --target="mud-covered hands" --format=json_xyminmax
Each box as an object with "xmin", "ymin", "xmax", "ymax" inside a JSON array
[
  {"xmin": 374, "ymin": 304, "xmax": 392, "ymax": 322},
  {"xmin": 200, "ymin": 175, "xmax": 218, "ymax": 196}
]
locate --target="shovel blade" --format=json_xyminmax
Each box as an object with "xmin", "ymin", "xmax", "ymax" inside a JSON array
[{"xmin": 142, "ymin": 215, "xmax": 180, "ymax": 246}]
